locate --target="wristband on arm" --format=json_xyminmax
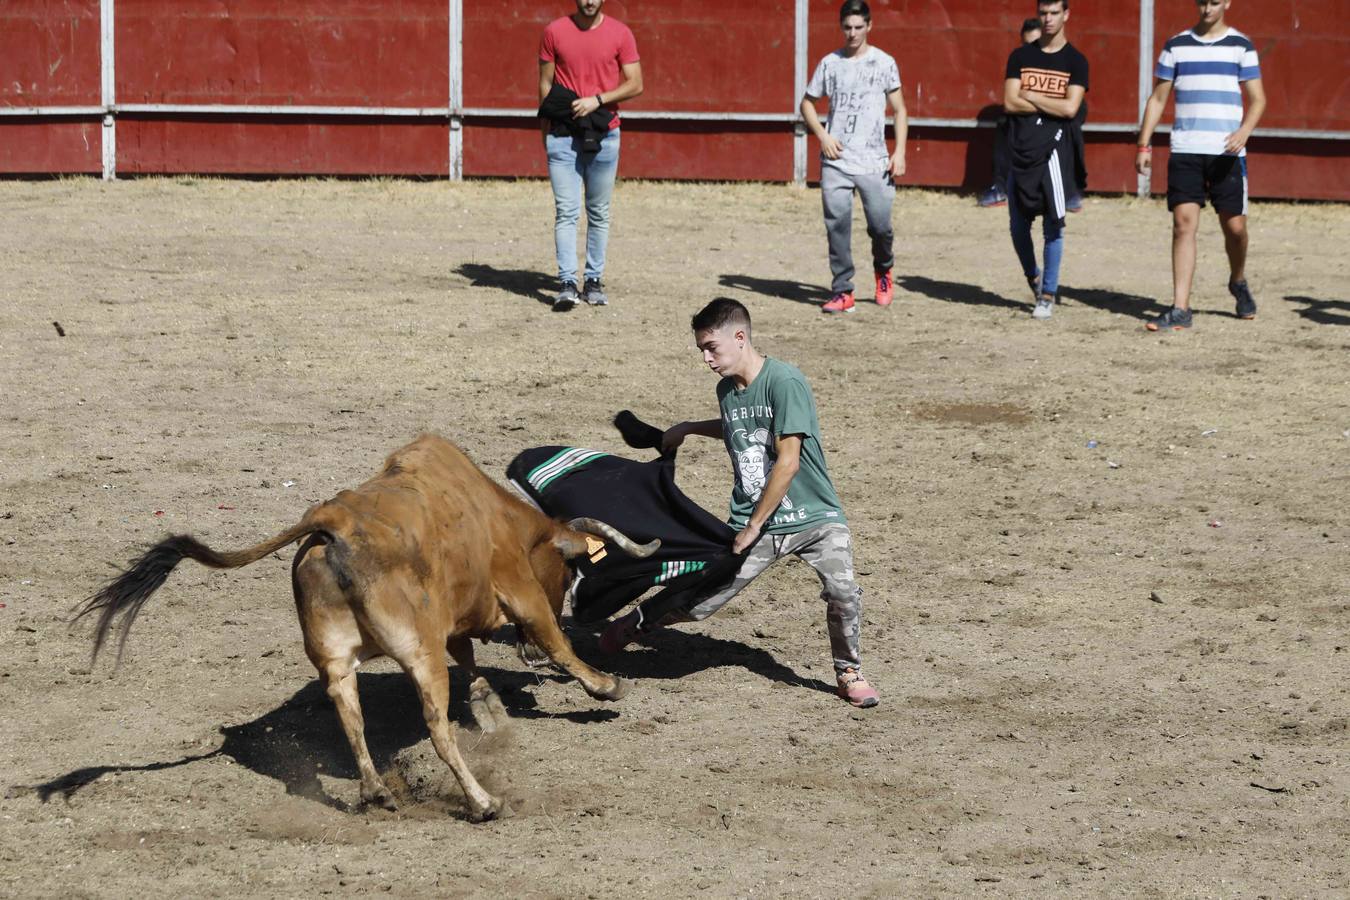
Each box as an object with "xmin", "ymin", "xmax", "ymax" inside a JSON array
[{"xmin": 595, "ymin": 94, "xmax": 603, "ymax": 107}]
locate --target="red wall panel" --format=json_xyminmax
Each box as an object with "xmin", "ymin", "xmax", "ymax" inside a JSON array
[
  {"xmin": 0, "ymin": 0, "xmax": 101, "ymax": 106},
  {"xmin": 808, "ymin": 1, "xmax": 1142, "ymax": 123},
  {"xmin": 465, "ymin": 1, "xmax": 797, "ymax": 114},
  {"xmin": 116, "ymin": 117, "xmax": 447, "ymax": 175},
  {"xmin": 0, "ymin": 0, "xmax": 1346, "ymax": 197},
  {"xmin": 1153, "ymin": 0, "xmax": 1350, "ymax": 132},
  {"xmin": 0, "ymin": 119, "xmax": 101, "ymax": 173},
  {"xmin": 114, "ymin": 0, "xmax": 447, "ymax": 105},
  {"xmin": 464, "ymin": 120, "xmax": 792, "ymax": 182}
]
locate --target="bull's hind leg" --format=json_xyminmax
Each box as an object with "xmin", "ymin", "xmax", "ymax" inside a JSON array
[
  {"xmin": 448, "ymin": 636, "xmax": 510, "ymax": 734},
  {"xmin": 294, "ymin": 539, "xmax": 396, "ymax": 810},
  {"xmin": 400, "ymin": 651, "xmax": 504, "ymax": 822},
  {"xmin": 323, "ymin": 667, "xmax": 397, "ymax": 810},
  {"xmin": 495, "ymin": 560, "xmax": 632, "ymax": 702}
]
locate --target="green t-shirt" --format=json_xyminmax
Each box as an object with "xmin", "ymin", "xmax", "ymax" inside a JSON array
[{"xmin": 717, "ymin": 357, "xmax": 846, "ymax": 534}]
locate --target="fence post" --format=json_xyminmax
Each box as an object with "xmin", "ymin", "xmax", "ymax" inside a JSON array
[
  {"xmin": 449, "ymin": 0, "xmax": 463, "ymax": 181},
  {"xmin": 101, "ymin": 0, "xmax": 116, "ymax": 180},
  {"xmin": 1137, "ymin": 0, "xmax": 1154, "ymax": 198},
  {"xmin": 793, "ymin": 0, "xmax": 808, "ymax": 185}
]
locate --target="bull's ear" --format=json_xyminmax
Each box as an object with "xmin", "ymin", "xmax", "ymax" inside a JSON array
[{"xmin": 613, "ymin": 410, "xmax": 663, "ymax": 450}]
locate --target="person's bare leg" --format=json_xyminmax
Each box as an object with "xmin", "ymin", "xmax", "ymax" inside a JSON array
[
  {"xmin": 1219, "ymin": 211, "xmax": 1248, "ymax": 285},
  {"xmin": 1171, "ymin": 202, "xmax": 1201, "ymax": 310}
]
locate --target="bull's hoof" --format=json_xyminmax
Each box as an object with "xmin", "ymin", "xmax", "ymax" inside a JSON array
[
  {"xmin": 469, "ymin": 678, "xmax": 511, "ymax": 732},
  {"xmin": 469, "ymin": 696, "xmax": 498, "ymax": 733},
  {"xmin": 361, "ymin": 784, "xmax": 398, "ymax": 811},
  {"xmin": 470, "ymin": 796, "xmax": 508, "ymax": 823},
  {"xmin": 516, "ymin": 640, "xmax": 558, "ymax": 670},
  {"xmin": 598, "ymin": 676, "xmax": 634, "ymax": 701}
]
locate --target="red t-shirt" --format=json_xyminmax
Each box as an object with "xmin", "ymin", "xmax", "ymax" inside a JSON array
[{"xmin": 539, "ymin": 15, "xmax": 639, "ymax": 129}]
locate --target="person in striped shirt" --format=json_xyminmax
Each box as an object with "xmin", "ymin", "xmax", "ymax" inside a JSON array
[{"xmin": 1136, "ymin": 0, "xmax": 1267, "ymax": 331}]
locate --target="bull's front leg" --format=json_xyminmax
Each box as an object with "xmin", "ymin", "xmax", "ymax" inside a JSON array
[
  {"xmin": 493, "ymin": 562, "xmax": 633, "ymax": 702},
  {"xmin": 447, "ymin": 636, "xmax": 510, "ymax": 733}
]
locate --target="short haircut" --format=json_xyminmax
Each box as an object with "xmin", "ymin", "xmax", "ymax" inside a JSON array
[
  {"xmin": 1037, "ymin": 0, "xmax": 1067, "ymax": 9},
  {"xmin": 839, "ymin": 0, "xmax": 870, "ymax": 24},
  {"xmin": 1021, "ymin": 17, "xmax": 1042, "ymax": 34},
  {"xmin": 691, "ymin": 297, "xmax": 752, "ymax": 338}
]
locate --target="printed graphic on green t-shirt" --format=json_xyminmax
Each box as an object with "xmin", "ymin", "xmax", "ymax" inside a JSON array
[{"xmin": 717, "ymin": 358, "xmax": 845, "ymax": 534}]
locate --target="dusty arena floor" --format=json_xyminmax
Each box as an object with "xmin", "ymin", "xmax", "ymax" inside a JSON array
[{"xmin": 1, "ymin": 177, "xmax": 1347, "ymax": 897}]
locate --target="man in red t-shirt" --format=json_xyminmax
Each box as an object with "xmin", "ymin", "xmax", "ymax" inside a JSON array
[{"xmin": 538, "ymin": 0, "xmax": 643, "ymax": 310}]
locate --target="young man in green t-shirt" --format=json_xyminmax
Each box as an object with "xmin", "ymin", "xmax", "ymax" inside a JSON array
[{"xmin": 600, "ymin": 297, "xmax": 878, "ymax": 708}]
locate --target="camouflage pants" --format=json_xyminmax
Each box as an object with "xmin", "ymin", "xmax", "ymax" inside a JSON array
[{"xmin": 668, "ymin": 522, "xmax": 863, "ymax": 673}]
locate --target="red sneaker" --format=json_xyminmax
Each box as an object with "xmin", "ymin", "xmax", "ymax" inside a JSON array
[
  {"xmin": 821, "ymin": 291, "xmax": 855, "ymax": 314},
  {"xmin": 875, "ymin": 269, "xmax": 894, "ymax": 307},
  {"xmin": 836, "ymin": 668, "xmax": 879, "ymax": 708}
]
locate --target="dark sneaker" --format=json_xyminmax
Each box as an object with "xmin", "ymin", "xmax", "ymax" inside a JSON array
[
  {"xmin": 977, "ymin": 185, "xmax": 1007, "ymax": 208},
  {"xmin": 554, "ymin": 281, "xmax": 579, "ymax": 311},
  {"xmin": 599, "ymin": 609, "xmax": 642, "ymax": 654},
  {"xmin": 1026, "ymin": 273, "xmax": 1041, "ymax": 304},
  {"xmin": 1066, "ymin": 193, "xmax": 1083, "ymax": 213},
  {"xmin": 821, "ymin": 291, "xmax": 855, "ymax": 314},
  {"xmin": 582, "ymin": 278, "xmax": 609, "ymax": 307},
  {"xmin": 1145, "ymin": 306, "xmax": 1193, "ymax": 332},
  {"xmin": 1229, "ymin": 280, "xmax": 1257, "ymax": 320}
]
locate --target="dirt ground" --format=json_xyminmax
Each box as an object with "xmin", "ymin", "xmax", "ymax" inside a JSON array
[{"xmin": 0, "ymin": 176, "xmax": 1347, "ymax": 898}]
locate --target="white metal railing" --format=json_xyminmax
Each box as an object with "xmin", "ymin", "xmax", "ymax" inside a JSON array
[{"xmin": 1, "ymin": 0, "xmax": 1345, "ymax": 190}]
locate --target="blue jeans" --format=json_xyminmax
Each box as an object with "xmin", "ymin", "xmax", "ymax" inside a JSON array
[
  {"xmin": 1007, "ymin": 175, "xmax": 1064, "ymax": 295},
  {"xmin": 546, "ymin": 128, "xmax": 621, "ymax": 285}
]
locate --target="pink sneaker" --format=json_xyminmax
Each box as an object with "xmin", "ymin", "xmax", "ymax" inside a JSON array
[
  {"xmin": 821, "ymin": 291, "xmax": 855, "ymax": 314},
  {"xmin": 599, "ymin": 609, "xmax": 642, "ymax": 654},
  {"xmin": 875, "ymin": 269, "xmax": 894, "ymax": 307},
  {"xmin": 836, "ymin": 668, "xmax": 879, "ymax": 708}
]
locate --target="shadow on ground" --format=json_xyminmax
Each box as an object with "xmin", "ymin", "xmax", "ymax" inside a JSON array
[
  {"xmin": 1058, "ymin": 286, "xmax": 1170, "ymax": 319},
  {"xmin": 1285, "ymin": 295, "xmax": 1350, "ymax": 326},
  {"xmin": 456, "ymin": 263, "xmax": 554, "ymax": 306},
  {"xmin": 898, "ymin": 275, "xmax": 1026, "ymax": 311},
  {"xmin": 569, "ymin": 622, "xmax": 834, "ymax": 697},
  {"xmin": 718, "ymin": 273, "xmax": 831, "ymax": 306},
  {"xmin": 16, "ymin": 631, "xmax": 827, "ymax": 810}
]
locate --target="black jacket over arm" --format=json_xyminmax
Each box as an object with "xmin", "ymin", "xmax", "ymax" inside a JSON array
[{"xmin": 538, "ymin": 84, "xmax": 615, "ymax": 152}]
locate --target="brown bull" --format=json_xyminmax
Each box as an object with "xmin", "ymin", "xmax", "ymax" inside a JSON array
[{"xmin": 76, "ymin": 434, "xmax": 656, "ymax": 821}]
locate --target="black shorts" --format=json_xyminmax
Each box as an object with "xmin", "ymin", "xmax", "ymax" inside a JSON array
[{"xmin": 1167, "ymin": 153, "xmax": 1249, "ymax": 215}]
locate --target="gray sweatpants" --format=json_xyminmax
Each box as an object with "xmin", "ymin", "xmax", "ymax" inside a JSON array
[
  {"xmin": 665, "ymin": 522, "xmax": 864, "ymax": 673},
  {"xmin": 821, "ymin": 166, "xmax": 895, "ymax": 294}
]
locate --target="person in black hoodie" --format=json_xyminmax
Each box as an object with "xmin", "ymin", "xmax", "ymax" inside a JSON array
[{"xmin": 1002, "ymin": 0, "xmax": 1088, "ymax": 320}]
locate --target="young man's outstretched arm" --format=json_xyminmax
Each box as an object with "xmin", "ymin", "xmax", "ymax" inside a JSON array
[{"xmin": 661, "ymin": 418, "xmax": 723, "ymax": 453}]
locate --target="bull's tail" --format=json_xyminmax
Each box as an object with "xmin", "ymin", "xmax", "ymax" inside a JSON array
[{"xmin": 75, "ymin": 515, "xmax": 329, "ymax": 664}]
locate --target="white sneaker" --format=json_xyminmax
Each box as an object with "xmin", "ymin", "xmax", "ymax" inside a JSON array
[{"xmin": 1032, "ymin": 296, "xmax": 1054, "ymax": 319}]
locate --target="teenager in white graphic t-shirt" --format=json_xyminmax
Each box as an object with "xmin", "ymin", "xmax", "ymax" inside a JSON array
[{"xmin": 801, "ymin": 0, "xmax": 908, "ymax": 315}]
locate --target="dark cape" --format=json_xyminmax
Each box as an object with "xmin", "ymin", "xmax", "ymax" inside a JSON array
[
  {"xmin": 506, "ymin": 412, "xmax": 742, "ymax": 627},
  {"xmin": 537, "ymin": 83, "xmax": 615, "ymax": 152}
]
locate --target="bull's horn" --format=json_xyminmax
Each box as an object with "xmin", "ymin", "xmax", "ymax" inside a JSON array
[{"xmin": 567, "ymin": 518, "xmax": 660, "ymax": 558}]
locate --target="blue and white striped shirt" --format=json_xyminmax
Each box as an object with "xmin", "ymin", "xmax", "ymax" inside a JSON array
[{"xmin": 1156, "ymin": 28, "xmax": 1261, "ymax": 157}]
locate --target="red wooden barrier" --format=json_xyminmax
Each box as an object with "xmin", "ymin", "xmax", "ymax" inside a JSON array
[{"xmin": 1, "ymin": 0, "xmax": 1346, "ymax": 199}]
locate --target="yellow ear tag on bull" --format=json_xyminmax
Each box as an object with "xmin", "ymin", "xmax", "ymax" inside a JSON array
[{"xmin": 585, "ymin": 536, "xmax": 607, "ymax": 563}]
